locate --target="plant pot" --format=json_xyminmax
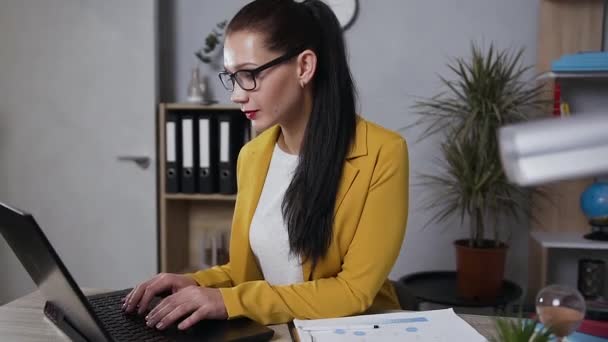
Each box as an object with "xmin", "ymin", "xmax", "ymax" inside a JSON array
[{"xmin": 454, "ymin": 239, "xmax": 508, "ymax": 300}]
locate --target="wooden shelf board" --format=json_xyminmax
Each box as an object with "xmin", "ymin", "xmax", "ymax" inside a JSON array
[
  {"xmin": 164, "ymin": 193, "xmax": 237, "ymax": 201},
  {"xmin": 163, "ymin": 103, "xmax": 240, "ymax": 111},
  {"xmin": 538, "ymin": 71, "xmax": 608, "ymax": 80},
  {"xmin": 531, "ymin": 231, "xmax": 608, "ymax": 250}
]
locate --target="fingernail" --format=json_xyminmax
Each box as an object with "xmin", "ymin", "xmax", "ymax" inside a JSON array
[{"xmin": 156, "ymin": 322, "xmax": 163, "ymax": 329}]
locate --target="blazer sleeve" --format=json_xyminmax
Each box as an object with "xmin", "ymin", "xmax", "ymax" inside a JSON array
[
  {"xmin": 186, "ymin": 145, "xmax": 251, "ymax": 288},
  {"xmin": 219, "ymin": 137, "xmax": 409, "ymax": 324},
  {"xmin": 187, "ymin": 264, "xmax": 234, "ymax": 288}
]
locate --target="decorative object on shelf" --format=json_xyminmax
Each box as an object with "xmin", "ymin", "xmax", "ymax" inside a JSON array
[
  {"xmin": 192, "ymin": 20, "xmax": 227, "ymax": 105},
  {"xmin": 536, "ymin": 284, "xmax": 586, "ymax": 341},
  {"xmin": 552, "ymin": 52, "xmax": 608, "ymax": 73},
  {"xmin": 200, "ymin": 229, "xmax": 229, "ymax": 269},
  {"xmin": 537, "ymin": 52, "xmax": 608, "ymax": 80},
  {"xmin": 578, "ymin": 259, "xmax": 605, "ymax": 300},
  {"xmin": 580, "ymin": 180, "xmax": 608, "ymax": 241},
  {"xmin": 322, "ymin": 0, "xmax": 358, "ymax": 30},
  {"xmin": 410, "ymin": 42, "xmax": 547, "ymax": 300},
  {"xmin": 186, "ymin": 67, "xmax": 206, "ymax": 104},
  {"xmin": 195, "ymin": 20, "xmax": 227, "ymax": 65}
]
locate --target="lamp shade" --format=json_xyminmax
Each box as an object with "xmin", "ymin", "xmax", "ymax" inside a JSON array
[{"xmin": 498, "ymin": 113, "xmax": 608, "ymax": 186}]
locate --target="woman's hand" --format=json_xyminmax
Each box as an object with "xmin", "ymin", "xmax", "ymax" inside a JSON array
[
  {"xmin": 144, "ymin": 286, "xmax": 228, "ymax": 330},
  {"xmin": 121, "ymin": 273, "xmax": 197, "ymax": 315}
]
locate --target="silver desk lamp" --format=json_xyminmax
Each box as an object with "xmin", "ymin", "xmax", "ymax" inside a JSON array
[
  {"xmin": 498, "ymin": 113, "xmax": 608, "ymax": 186},
  {"xmin": 498, "ymin": 113, "xmax": 608, "ymax": 240}
]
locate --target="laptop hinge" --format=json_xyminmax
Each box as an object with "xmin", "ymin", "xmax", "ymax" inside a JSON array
[{"xmin": 44, "ymin": 301, "xmax": 89, "ymax": 342}]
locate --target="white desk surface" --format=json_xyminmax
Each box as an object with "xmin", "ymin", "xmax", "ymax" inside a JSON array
[
  {"xmin": 0, "ymin": 288, "xmax": 498, "ymax": 341},
  {"xmin": 531, "ymin": 231, "xmax": 608, "ymax": 250}
]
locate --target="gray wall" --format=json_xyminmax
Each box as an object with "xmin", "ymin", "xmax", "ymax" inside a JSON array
[{"xmin": 161, "ymin": 0, "xmax": 541, "ymax": 290}]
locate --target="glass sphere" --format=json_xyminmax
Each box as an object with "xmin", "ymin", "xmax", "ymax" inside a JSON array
[
  {"xmin": 580, "ymin": 181, "xmax": 608, "ymax": 224},
  {"xmin": 535, "ymin": 284, "xmax": 586, "ymax": 338}
]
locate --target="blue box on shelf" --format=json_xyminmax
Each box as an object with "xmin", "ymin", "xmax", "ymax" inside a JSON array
[{"xmin": 552, "ymin": 52, "xmax": 608, "ymax": 73}]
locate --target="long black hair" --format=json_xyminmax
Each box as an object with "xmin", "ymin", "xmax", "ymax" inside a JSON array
[{"xmin": 227, "ymin": 0, "xmax": 357, "ymax": 270}]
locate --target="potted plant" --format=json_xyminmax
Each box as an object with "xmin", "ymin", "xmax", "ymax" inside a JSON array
[
  {"xmin": 412, "ymin": 43, "xmax": 547, "ymax": 299},
  {"xmin": 187, "ymin": 20, "xmax": 227, "ymax": 104},
  {"xmin": 195, "ymin": 20, "xmax": 227, "ymax": 65},
  {"xmin": 491, "ymin": 318, "xmax": 553, "ymax": 342}
]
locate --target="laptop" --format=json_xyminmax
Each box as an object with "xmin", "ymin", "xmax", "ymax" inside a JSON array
[{"xmin": 0, "ymin": 202, "xmax": 275, "ymax": 342}]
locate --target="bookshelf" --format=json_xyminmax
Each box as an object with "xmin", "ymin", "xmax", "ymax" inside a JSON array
[
  {"xmin": 158, "ymin": 103, "xmax": 250, "ymax": 273},
  {"xmin": 527, "ymin": 0, "xmax": 606, "ymax": 301}
]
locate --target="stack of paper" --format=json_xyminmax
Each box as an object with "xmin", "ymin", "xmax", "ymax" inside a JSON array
[{"xmin": 293, "ymin": 308, "xmax": 486, "ymax": 342}]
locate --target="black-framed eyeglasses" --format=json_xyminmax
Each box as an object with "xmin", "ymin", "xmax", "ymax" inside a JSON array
[{"xmin": 218, "ymin": 48, "xmax": 304, "ymax": 92}]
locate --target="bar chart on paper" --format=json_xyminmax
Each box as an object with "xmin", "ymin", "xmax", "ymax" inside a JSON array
[{"xmin": 294, "ymin": 308, "xmax": 486, "ymax": 342}]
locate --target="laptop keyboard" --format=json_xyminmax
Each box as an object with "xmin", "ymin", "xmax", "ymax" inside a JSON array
[{"xmin": 87, "ymin": 289, "xmax": 172, "ymax": 342}]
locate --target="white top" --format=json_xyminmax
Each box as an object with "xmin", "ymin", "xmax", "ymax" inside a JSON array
[
  {"xmin": 531, "ymin": 231, "xmax": 608, "ymax": 250},
  {"xmin": 249, "ymin": 144, "xmax": 303, "ymax": 285}
]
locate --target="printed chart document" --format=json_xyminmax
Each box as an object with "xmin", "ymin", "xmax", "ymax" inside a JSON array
[{"xmin": 293, "ymin": 308, "xmax": 486, "ymax": 342}]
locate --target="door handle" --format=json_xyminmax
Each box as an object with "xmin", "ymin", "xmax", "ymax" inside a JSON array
[{"xmin": 117, "ymin": 155, "xmax": 151, "ymax": 170}]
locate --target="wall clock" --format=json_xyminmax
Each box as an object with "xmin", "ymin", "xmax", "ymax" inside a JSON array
[{"xmin": 323, "ymin": 0, "xmax": 358, "ymax": 30}]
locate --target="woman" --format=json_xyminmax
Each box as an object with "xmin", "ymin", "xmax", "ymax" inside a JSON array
[{"xmin": 122, "ymin": 0, "xmax": 409, "ymax": 329}]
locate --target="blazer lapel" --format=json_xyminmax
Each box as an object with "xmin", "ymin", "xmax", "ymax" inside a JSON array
[{"xmin": 334, "ymin": 118, "xmax": 367, "ymax": 215}]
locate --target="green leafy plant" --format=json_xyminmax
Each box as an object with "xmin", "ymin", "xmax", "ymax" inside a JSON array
[
  {"xmin": 491, "ymin": 318, "xmax": 553, "ymax": 342},
  {"xmin": 412, "ymin": 42, "xmax": 548, "ymax": 248},
  {"xmin": 195, "ymin": 20, "xmax": 227, "ymax": 64}
]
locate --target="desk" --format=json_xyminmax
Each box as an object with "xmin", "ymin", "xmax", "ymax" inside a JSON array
[{"xmin": 0, "ymin": 289, "xmax": 499, "ymax": 341}]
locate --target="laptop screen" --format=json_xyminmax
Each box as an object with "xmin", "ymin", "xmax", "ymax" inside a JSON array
[{"xmin": 0, "ymin": 202, "xmax": 110, "ymax": 341}]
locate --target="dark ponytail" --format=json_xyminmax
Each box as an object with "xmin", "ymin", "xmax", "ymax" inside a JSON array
[{"xmin": 227, "ymin": 0, "xmax": 357, "ymax": 269}]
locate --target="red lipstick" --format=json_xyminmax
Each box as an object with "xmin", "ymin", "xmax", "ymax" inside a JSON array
[{"xmin": 244, "ymin": 110, "xmax": 258, "ymax": 120}]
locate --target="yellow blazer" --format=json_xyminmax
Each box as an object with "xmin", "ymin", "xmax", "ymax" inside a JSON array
[{"xmin": 188, "ymin": 118, "xmax": 409, "ymax": 325}]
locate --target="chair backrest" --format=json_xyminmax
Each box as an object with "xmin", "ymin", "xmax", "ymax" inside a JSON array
[{"xmin": 391, "ymin": 280, "xmax": 421, "ymax": 311}]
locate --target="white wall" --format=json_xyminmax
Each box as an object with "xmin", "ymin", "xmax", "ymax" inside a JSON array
[
  {"xmin": 0, "ymin": 0, "xmax": 157, "ymax": 304},
  {"xmin": 348, "ymin": 1, "xmax": 539, "ymax": 290},
  {"xmin": 160, "ymin": 0, "xmax": 540, "ymax": 290}
]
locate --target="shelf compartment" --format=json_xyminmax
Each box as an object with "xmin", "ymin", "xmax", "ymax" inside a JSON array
[{"xmin": 160, "ymin": 200, "xmax": 234, "ymax": 273}]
